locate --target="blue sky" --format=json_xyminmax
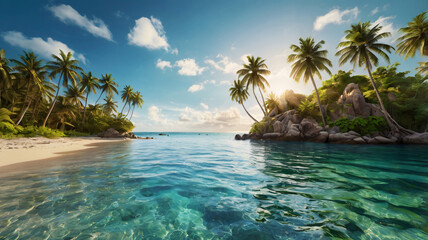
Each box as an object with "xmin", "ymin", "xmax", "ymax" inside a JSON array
[{"xmin": 1, "ymin": 0, "xmax": 426, "ymax": 132}]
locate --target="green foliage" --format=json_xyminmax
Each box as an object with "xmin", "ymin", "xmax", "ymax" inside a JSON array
[
  {"xmin": 0, "ymin": 108, "xmax": 14, "ymax": 124},
  {"xmin": 250, "ymin": 118, "xmax": 273, "ymax": 134},
  {"xmin": 83, "ymin": 115, "xmax": 134, "ymax": 134},
  {"xmin": 332, "ymin": 116, "xmax": 387, "ymax": 136},
  {"xmin": 297, "ymin": 99, "xmax": 319, "ymax": 118},
  {"xmin": 64, "ymin": 130, "xmax": 90, "ymax": 137},
  {"xmin": 0, "ymin": 122, "xmax": 15, "ymax": 133}
]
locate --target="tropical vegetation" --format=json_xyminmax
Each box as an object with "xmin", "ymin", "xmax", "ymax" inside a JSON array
[
  {"xmin": 0, "ymin": 49, "xmax": 144, "ymax": 138},
  {"xmin": 232, "ymin": 12, "xmax": 428, "ymax": 136}
]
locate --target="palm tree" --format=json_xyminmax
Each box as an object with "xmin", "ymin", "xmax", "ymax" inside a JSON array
[
  {"xmin": 416, "ymin": 61, "xmax": 428, "ymax": 76},
  {"xmin": 10, "ymin": 51, "xmax": 47, "ymax": 126},
  {"xmin": 129, "ymin": 91, "xmax": 144, "ymax": 121},
  {"xmin": 336, "ymin": 21, "xmax": 413, "ymax": 135},
  {"xmin": 64, "ymin": 84, "xmax": 85, "ymax": 108},
  {"xmin": 229, "ymin": 79, "xmax": 258, "ymax": 122},
  {"xmin": 43, "ymin": 50, "xmax": 82, "ymax": 127},
  {"xmin": 103, "ymin": 96, "xmax": 118, "ymax": 115},
  {"xmin": 396, "ymin": 12, "xmax": 427, "ymax": 59},
  {"xmin": 288, "ymin": 37, "xmax": 332, "ymax": 127},
  {"xmin": 0, "ymin": 49, "xmax": 12, "ymax": 107},
  {"xmin": 120, "ymin": 85, "xmax": 133, "ymax": 116},
  {"xmin": 265, "ymin": 92, "xmax": 281, "ymax": 113},
  {"xmin": 80, "ymin": 71, "xmax": 100, "ymax": 123},
  {"xmin": 95, "ymin": 74, "xmax": 118, "ymax": 104},
  {"xmin": 237, "ymin": 56, "xmax": 271, "ymax": 116}
]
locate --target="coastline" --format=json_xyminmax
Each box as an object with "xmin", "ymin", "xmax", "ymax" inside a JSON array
[{"xmin": 0, "ymin": 137, "xmax": 129, "ymax": 168}]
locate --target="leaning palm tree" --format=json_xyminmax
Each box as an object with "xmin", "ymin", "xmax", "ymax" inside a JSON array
[
  {"xmin": 396, "ymin": 12, "xmax": 427, "ymax": 59},
  {"xmin": 10, "ymin": 51, "xmax": 47, "ymax": 126},
  {"xmin": 229, "ymin": 79, "xmax": 258, "ymax": 122},
  {"xmin": 288, "ymin": 37, "xmax": 332, "ymax": 127},
  {"xmin": 336, "ymin": 21, "xmax": 412, "ymax": 135},
  {"xmin": 43, "ymin": 50, "xmax": 82, "ymax": 127},
  {"xmin": 129, "ymin": 91, "xmax": 144, "ymax": 121},
  {"xmin": 80, "ymin": 71, "xmax": 99, "ymax": 123},
  {"xmin": 120, "ymin": 85, "xmax": 133, "ymax": 116},
  {"xmin": 103, "ymin": 96, "xmax": 118, "ymax": 115},
  {"xmin": 237, "ymin": 56, "xmax": 271, "ymax": 116},
  {"xmin": 95, "ymin": 74, "xmax": 118, "ymax": 104}
]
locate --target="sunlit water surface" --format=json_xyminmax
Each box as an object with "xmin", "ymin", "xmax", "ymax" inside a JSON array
[{"xmin": 0, "ymin": 133, "xmax": 427, "ymax": 239}]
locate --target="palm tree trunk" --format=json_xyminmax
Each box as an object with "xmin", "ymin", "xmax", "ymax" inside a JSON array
[
  {"xmin": 120, "ymin": 101, "xmax": 127, "ymax": 116},
  {"xmin": 31, "ymin": 96, "xmax": 41, "ymax": 121},
  {"xmin": 253, "ymin": 85, "xmax": 266, "ymax": 116},
  {"xmin": 258, "ymin": 87, "xmax": 268, "ymax": 115},
  {"xmin": 17, "ymin": 78, "xmax": 32, "ymax": 119},
  {"xmin": 241, "ymin": 103, "xmax": 258, "ymax": 122},
  {"xmin": 14, "ymin": 98, "xmax": 32, "ymax": 126},
  {"xmin": 43, "ymin": 75, "xmax": 62, "ymax": 127},
  {"xmin": 364, "ymin": 58, "xmax": 398, "ymax": 135},
  {"xmin": 125, "ymin": 103, "xmax": 132, "ymax": 118},
  {"xmin": 309, "ymin": 74, "xmax": 327, "ymax": 128},
  {"xmin": 95, "ymin": 89, "xmax": 105, "ymax": 105},
  {"xmin": 82, "ymin": 91, "xmax": 89, "ymax": 124},
  {"xmin": 129, "ymin": 106, "xmax": 135, "ymax": 121}
]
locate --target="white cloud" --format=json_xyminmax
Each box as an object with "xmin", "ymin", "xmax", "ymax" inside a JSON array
[
  {"xmin": 175, "ymin": 58, "xmax": 205, "ymax": 76},
  {"xmin": 156, "ymin": 59, "xmax": 172, "ymax": 70},
  {"xmin": 314, "ymin": 7, "xmax": 359, "ymax": 31},
  {"xmin": 200, "ymin": 102, "xmax": 209, "ymax": 110},
  {"xmin": 373, "ymin": 16, "xmax": 398, "ymax": 43},
  {"xmin": 371, "ymin": 7, "xmax": 379, "ymax": 16},
  {"xmin": 240, "ymin": 54, "xmax": 251, "ymax": 63},
  {"xmin": 148, "ymin": 105, "xmax": 161, "ymax": 121},
  {"xmin": 128, "ymin": 16, "xmax": 173, "ymax": 51},
  {"xmin": 2, "ymin": 31, "xmax": 86, "ymax": 64},
  {"xmin": 179, "ymin": 114, "xmax": 191, "ymax": 122},
  {"xmin": 188, "ymin": 84, "xmax": 204, "ymax": 92},
  {"xmin": 205, "ymin": 54, "xmax": 240, "ymax": 74},
  {"xmin": 171, "ymin": 48, "xmax": 178, "ymax": 55},
  {"xmin": 48, "ymin": 4, "xmax": 113, "ymax": 41}
]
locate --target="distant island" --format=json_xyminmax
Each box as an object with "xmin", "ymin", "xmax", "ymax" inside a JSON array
[{"xmin": 232, "ymin": 13, "xmax": 428, "ymax": 144}]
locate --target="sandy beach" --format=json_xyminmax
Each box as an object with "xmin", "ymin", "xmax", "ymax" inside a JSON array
[{"xmin": 0, "ymin": 137, "xmax": 128, "ymax": 168}]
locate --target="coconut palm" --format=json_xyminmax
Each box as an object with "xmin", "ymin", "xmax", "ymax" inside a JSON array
[
  {"xmin": 129, "ymin": 91, "xmax": 144, "ymax": 120},
  {"xmin": 237, "ymin": 56, "xmax": 271, "ymax": 116},
  {"xmin": 416, "ymin": 61, "xmax": 428, "ymax": 76},
  {"xmin": 64, "ymin": 84, "xmax": 85, "ymax": 108},
  {"xmin": 95, "ymin": 74, "xmax": 118, "ymax": 104},
  {"xmin": 229, "ymin": 79, "xmax": 258, "ymax": 122},
  {"xmin": 80, "ymin": 71, "xmax": 100, "ymax": 123},
  {"xmin": 0, "ymin": 49, "xmax": 12, "ymax": 106},
  {"xmin": 103, "ymin": 96, "xmax": 117, "ymax": 115},
  {"xmin": 396, "ymin": 12, "xmax": 428, "ymax": 59},
  {"xmin": 43, "ymin": 50, "xmax": 82, "ymax": 127},
  {"xmin": 336, "ymin": 21, "xmax": 410, "ymax": 134},
  {"xmin": 10, "ymin": 51, "xmax": 47, "ymax": 126},
  {"xmin": 120, "ymin": 85, "xmax": 133, "ymax": 116},
  {"xmin": 265, "ymin": 92, "xmax": 282, "ymax": 113},
  {"xmin": 288, "ymin": 37, "xmax": 332, "ymax": 127}
]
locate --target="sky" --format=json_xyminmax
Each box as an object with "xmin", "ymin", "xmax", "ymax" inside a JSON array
[{"xmin": 1, "ymin": 0, "xmax": 426, "ymax": 132}]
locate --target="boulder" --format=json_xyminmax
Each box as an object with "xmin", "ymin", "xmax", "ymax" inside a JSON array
[
  {"xmin": 268, "ymin": 107, "xmax": 279, "ymax": 117},
  {"xmin": 309, "ymin": 131, "xmax": 328, "ymax": 143},
  {"xmin": 352, "ymin": 137, "xmax": 366, "ymax": 144},
  {"xmin": 348, "ymin": 131, "xmax": 361, "ymax": 137},
  {"xmin": 262, "ymin": 133, "xmax": 282, "ymax": 139},
  {"xmin": 282, "ymin": 124, "xmax": 301, "ymax": 141},
  {"xmin": 329, "ymin": 126, "xmax": 341, "ymax": 134},
  {"xmin": 328, "ymin": 133, "xmax": 355, "ymax": 144},
  {"xmin": 121, "ymin": 132, "xmax": 137, "ymax": 139},
  {"xmin": 374, "ymin": 136, "xmax": 396, "ymax": 144},
  {"xmin": 403, "ymin": 132, "xmax": 428, "ymax": 144},
  {"xmin": 98, "ymin": 128, "xmax": 121, "ymax": 138},
  {"xmin": 300, "ymin": 118, "xmax": 323, "ymax": 138},
  {"xmin": 235, "ymin": 134, "xmax": 242, "ymax": 140},
  {"xmin": 241, "ymin": 134, "xmax": 251, "ymax": 140},
  {"xmin": 273, "ymin": 121, "xmax": 283, "ymax": 133}
]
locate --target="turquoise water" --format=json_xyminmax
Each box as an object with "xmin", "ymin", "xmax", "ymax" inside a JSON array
[{"xmin": 0, "ymin": 133, "xmax": 427, "ymax": 239}]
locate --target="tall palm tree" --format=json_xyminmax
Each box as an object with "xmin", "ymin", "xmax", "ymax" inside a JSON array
[
  {"xmin": 265, "ymin": 92, "xmax": 282, "ymax": 113},
  {"xmin": 416, "ymin": 61, "xmax": 428, "ymax": 76},
  {"xmin": 0, "ymin": 49, "xmax": 12, "ymax": 106},
  {"xmin": 43, "ymin": 50, "xmax": 82, "ymax": 127},
  {"xmin": 237, "ymin": 56, "xmax": 271, "ymax": 116},
  {"xmin": 336, "ymin": 21, "xmax": 412, "ymax": 135},
  {"xmin": 103, "ymin": 96, "xmax": 118, "ymax": 115},
  {"xmin": 229, "ymin": 79, "xmax": 258, "ymax": 122},
  {"xmin": 396, "ymin": 12, "xmax": 428, "ymax": 59},
  {"xmin": 95, "ymin": 74, "xmax": 118, "ymax": 104},
  {"xmin": 80, "ymin": 71, "xmax": 100, "ymax": 123},
  {"xmin": 31, "ymin": 78, "xmax": 56, "ymax": 123},
  {"xmin": 120, "ymin": 85, "xmax": 133, "ymax": 116},
  {"xmin": 10, "ymin": 51, "xmax": 47, "ymax": 126},
  {"xmin": 288, "ymin": 37, "xmax": 332, "ymax": 127},
  {"xmin": 129, "ymin": 91, "xmax": 144, "ymax": 121}
]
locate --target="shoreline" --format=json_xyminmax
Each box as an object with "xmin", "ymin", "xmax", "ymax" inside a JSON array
[{"xmin": 0, "ymin": 137, "xmax": 130, "ymax": 169}]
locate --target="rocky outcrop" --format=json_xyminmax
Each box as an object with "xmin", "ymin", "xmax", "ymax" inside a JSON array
[
  {"xmin": 98, "ymin": 128, "xmax": 145, "ymax": 139},
  {"xmin": 403, "ymin": 132, "xmax": 428, "ymax": 144}
]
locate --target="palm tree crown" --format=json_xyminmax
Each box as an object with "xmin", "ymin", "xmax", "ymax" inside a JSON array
[
  {"xmin": 96, "ymin": 74, "xmax": 118, "ymax": 104},
  {"xmin": 237, "ymin": 56, "xmax": 271, "ymax": 116},
  {"xmin": 396, "ymin": 12, "xmax": 428, "ymax": 59},
  {"xmin": 229, "ymin": 79, "xmax": 258, "ymax": 122}
]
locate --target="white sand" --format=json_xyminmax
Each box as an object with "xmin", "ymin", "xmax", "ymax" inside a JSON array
[{"xmin": 0, "ymin": 137, "xmax": 128, "ymax": 168}]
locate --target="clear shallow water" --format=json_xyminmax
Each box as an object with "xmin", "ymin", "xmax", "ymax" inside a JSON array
[{"xmin": 0, "ymin": 133, "xmax": 427, "ymax": 240}]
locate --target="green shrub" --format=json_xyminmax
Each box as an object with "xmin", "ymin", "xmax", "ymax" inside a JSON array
[
  {"xmin": 332, "ymin": 116, "xmax": 387, "ymax": 136},
  {"xmin": 64, "ymin": 130, "xmax": 90, "ymax": 137},
  {"xmin": 250, "ymin": 118, "xmax": 273, "ymax": 134},
  {"xmin": 0, "ymin": 122, "xmax": 15, "ymax": 134}
]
